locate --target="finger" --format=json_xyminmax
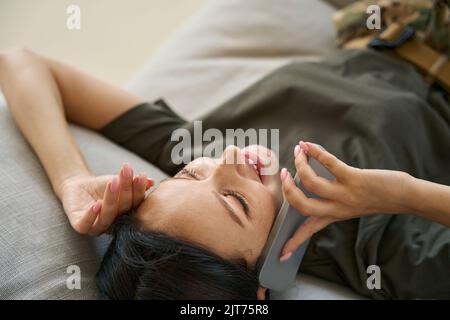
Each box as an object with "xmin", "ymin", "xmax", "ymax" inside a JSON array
[
  {"xmin": 257, "ymin": 286, "xmax": 267, "ymax": 300},
  {"xmin": 132, "ymin": 172, "xmax": 148, "ymax": 208},
  {"xmin": 281, "ymin": 167, "xmax": 308, "ymax": 210},
  {"xmin": 76, "ymin": 200, "xmax": 102, "ymax": 234},
  {"xmin": 130, "ymin": 175, "xmax": 153, "ymax": 190},
  {"xmin": 282, "ymin": 168, "xmax": 343, "ymax": 219},
  {"xmin": 281, "ymin": 169, "xmax": 328, "ymax": 217},
  {"xmin": 89, "ymin": 178, "xmax": 120, "ymax": 235},
  {"xmin": 300, "ymin": 141, "xmax": 350, "ymax": 180},
  {"xmin": 294, "ymin": 145, "xmax": 337, "ymax": 199},
  {"xmin": 118, "ymin": 163, "xmax": 134, "ymax": 213},
  {"xmin": 281, "ymin": 216, "xmax": 336, "ymax": 258},
  {"xmin": 146, "ymin": 178, "xmax": 155, "ymax": 190}
]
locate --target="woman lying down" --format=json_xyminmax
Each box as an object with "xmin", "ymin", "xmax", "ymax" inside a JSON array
[{"xmin": 0, "ymin": 48, "xmax": 449, "ymax": 299}]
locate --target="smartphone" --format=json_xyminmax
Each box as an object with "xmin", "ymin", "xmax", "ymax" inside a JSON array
[{"xmin": 257, "ymin": 147, "xmax": 335, "ymax": 291}]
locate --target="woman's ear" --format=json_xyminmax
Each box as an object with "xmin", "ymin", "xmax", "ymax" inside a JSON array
[{"xmin": 257, "ymin": 286, "xmax": 267, "ymax": 300}]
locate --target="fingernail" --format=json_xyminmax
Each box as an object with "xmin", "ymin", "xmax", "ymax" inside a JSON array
[
  {"xmin": 280, "ymin": 168, "xmax": 288, "ymax": 180},
  {"xmin": 280, "ymin": 252, "xmax": 292, "ymax": 262},
  {"xmin": 138, "ymin": 172, "xmax": 147, "ymax": 184},
  {"xmin": 92, "ymin": 201, "xmax": 102, "ymax": 214},
  {"xmin": 122, "ymin": 163, "xmax": 133, "ymax": 178},
  {"xmin": 146, "ymin": 178, "xmax": 154, "ymax": 189},
  {"xmin": 294, "ymin": 145, "xmax": 301, "ymax": 157},
  {"xmin": 110, "ymin": 177, "xmax": 120, "ymax": 193},
  {"xmin": 299, "ymin": 141, "xmax": 309, "ymax": 154}
]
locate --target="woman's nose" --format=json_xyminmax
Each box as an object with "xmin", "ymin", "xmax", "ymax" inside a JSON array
[
  {"xmin": 220, "ymin": 145, "xmax": 245, "ymax": 166},
  {"xmin": 213, "ymin": 145, "xmax": 257, "ymax": 181}
]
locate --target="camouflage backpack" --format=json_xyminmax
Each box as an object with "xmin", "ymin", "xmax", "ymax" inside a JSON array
[{"xmin": 332, "ymin": 0, "xmax": 449, "ymax": 57}]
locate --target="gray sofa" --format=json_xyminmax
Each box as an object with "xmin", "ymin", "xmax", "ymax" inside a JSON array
[{"xmin": 0, "ymin": 0, "xmax": 363, "ymax": 299}]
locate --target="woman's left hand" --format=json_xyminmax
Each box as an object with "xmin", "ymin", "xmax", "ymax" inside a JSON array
[
  {"xmin": 59, "ymin": 163, "xmax": 154, "ymax": 236},
  {"xmin": 279, "ymin": 141, "xmax": 411, "ymax": 261}
]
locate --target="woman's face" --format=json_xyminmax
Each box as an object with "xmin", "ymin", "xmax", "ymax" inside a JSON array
[{"xmin": 136, "ymin": 145, "xmax": 283, "ymax": 265}]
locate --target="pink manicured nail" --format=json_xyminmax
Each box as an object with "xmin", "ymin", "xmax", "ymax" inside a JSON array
[
  {"xmin": 280, "ymin": 252, "xmax": 292, "ymax": 262},
  {"xmin": 122, "ymin": 163, "xmax": 133, "ymax": 178},
  {"xmin": 138, "ymin": 172, "xmax": 147, "ymax": 184},
  {"xmin": 110, "ymin": 177, "xmax": 120, "ymax": 193},
  {"xmin": 294, "ymin": 145, "xmax": 301, "ymax": 157},
  {"xmin": 92, "ymin": 202, "xmax": 102, "ymax": 214},
  {"xmin": 280, "ymin": 168, "xmax": 288, "ymax": 180},
  {"xmin": 146, "ymin": 178, "xmax": 154, "ymax": 189},
  {"xmin": 299, "ymin": 141, "xmax": 309, "ymax": 154}
]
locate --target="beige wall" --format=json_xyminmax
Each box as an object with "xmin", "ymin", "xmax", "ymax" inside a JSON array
[{"xmin": 0, "ymin": 0, "xmax": 205, "ymax": 85}]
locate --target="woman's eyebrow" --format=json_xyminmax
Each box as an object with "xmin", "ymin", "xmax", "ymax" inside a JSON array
[
  {"xmin": 159, "ymin": 176, "xmax": 191, "ymax": 184},
  {"xmin": 212, "ymin": 191, "xmax": 245, "ymax": 228}
]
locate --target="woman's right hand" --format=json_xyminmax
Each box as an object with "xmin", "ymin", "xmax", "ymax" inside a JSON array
[
  {"xmin": 279, "ymin": 141, "xmax": 412, "ymax": 260},
  {"xmin": 59, "ymin": 163, "xmax": 154, "ymax": 236}
]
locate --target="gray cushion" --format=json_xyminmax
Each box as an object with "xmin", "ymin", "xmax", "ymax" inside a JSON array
[
  {"xmin": 126, "ymin": 0, "xmax": 337, "ymax": 120},
  {"xmin": 0, "ymin": 95, "xmax": 166, "ymax": 299}
]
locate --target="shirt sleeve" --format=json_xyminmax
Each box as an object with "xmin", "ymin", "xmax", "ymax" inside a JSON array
[{"xmin": 99, "ymin": 99, "xmax": 187, "ymax": 175}]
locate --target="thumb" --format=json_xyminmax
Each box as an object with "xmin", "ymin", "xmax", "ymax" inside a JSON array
[{"xmin": 73, "ymin": 200, "xmax": 102, "ymax": 235}]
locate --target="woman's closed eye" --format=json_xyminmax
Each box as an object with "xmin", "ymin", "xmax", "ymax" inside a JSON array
[
  {"xmin": 176, "ymin": 167, "xmax": 250, "ymax": 217},
  {"xmin": 222, "ymin": 190, "xmax": 250, "ymax": 216},
  {"xmin": 177, "ymin": 168, "xmax": 200, "ymax": 180}
]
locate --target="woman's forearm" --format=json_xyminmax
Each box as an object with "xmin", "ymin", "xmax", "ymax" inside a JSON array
[
  {"xmin": 0, "ymin": 49, "xmax": 90, "ymax": 198},
  {"xmin": 407, "ymin": 175, "xmax": 450, "ymax": 227}
]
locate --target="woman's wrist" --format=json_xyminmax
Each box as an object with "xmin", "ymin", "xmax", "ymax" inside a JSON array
[
  {"xmin": 405, "ymin": 174, "xmax": 436, "ymax": 218},
  {"xmin": 393, "ymin": 171, "xmax": 417, "ymax": 214},
  {"xmin": 54, "ymin": 168, "xmax": 92, "ymax": 200},
  {"xmin": 363, "ymin": 169, "xmax": 415, "ymax": 215}
]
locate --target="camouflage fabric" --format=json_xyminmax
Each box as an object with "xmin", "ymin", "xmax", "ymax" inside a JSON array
[{"xmin": 333, "ymin": 0, "xmax": 450, "ymax": 57}]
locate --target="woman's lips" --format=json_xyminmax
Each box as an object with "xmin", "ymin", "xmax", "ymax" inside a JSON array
[{"xmin": 243, "ymin": 151, "xmax": 265, "ymax": 183}]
